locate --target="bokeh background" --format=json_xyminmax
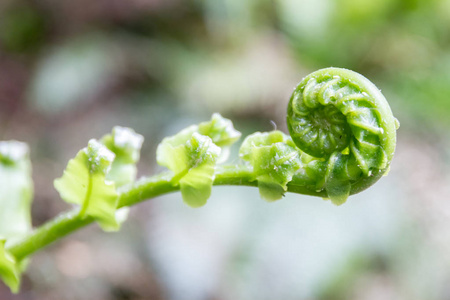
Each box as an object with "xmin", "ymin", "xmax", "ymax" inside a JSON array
[{"xmin": 1, "ymin": 0, "xmax": 450, "ymax": 299}]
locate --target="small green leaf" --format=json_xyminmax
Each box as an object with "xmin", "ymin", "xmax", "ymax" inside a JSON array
[
  {"xmin": 198, "ymin": 113, "xmax": 241, "ymax": 148},
  {"xmin": 324, "ymin": 153, "xmax": 351, "ymax": 205},
  {"xmin": 156, "ymin": 126, "xmax": 197, "ymax": 174},
  {"xmin": 291, "ymin": 153, "xmax": 327, "ymax": 189},
  {"xmin": 179, "ymin": 163, "xmax": 216, "ymax": 208},
  {"xmin": 156, "ymin": 114, "xmax": 241, "ymax": 207},
  {"xmin": 0, "ymin": 141, "xmax": 33, "ymax": 293},
  {"xmin": 157, "ymin": 131, "xmax": 220, "ymax": 207},
  {"xmin": 256, "ymin": 176, "xmax": 286, "ymax": 202},
  {"xmin": 54, "ymin": 139, "xmax": 119, "ymax": 231},
  {"xmin": 0, "ymin": 241, "xmax": 20, "ymax": 293},
  {"xmin": 0, "ymin": 141, "xmax": 33, "ymax": 243},
  {"xmin": 101, "ymin": 126, "xmax": 144, "ymax": 188},
  {"xmin": 239, "ymin": 131, "xmax": 302, "ymax": 201},
  {"xmin": 239, "ymin": 130, "xmax": 285, "ymax": 161},
  {"xmin": 179, "ymin": 133, "xmax": 219, "ymax": 207},
  {"xmin": 100, "ymin": 126, "xmax": 144, "ymax": 225}
]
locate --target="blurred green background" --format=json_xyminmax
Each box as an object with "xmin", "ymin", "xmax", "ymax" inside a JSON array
[{"xmin": 1, "ymin": 0, "xmax": 450, "ymax": 299}]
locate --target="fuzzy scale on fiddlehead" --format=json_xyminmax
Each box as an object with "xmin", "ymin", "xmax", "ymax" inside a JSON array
[{"xmin": 286, "ymin": 67, "xmax": 398, "ymax": 204}]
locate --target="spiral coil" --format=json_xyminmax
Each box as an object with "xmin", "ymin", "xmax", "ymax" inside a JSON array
[{"xmin": 287, "ymin": 68, "xmax": 398, "ymax": 199}]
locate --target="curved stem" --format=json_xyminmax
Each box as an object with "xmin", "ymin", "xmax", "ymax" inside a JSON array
[{"xmin": 6, "ymin": 165, "xmax": 323, "ymax": 261}]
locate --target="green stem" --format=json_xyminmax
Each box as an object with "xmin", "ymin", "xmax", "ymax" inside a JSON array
[{"xmin": 6, "ymin": 165, "xmax": 323, "ymax": 261}]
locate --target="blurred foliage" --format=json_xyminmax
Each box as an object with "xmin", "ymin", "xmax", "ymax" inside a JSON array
[
  {"xmin": 1, "ymin": 0, "xmax": 449, "ymax": 129},
  {"xmin": 1, "ymin": 0, "xmax": 450, "ymax": 299},
  {"xmin": 0, "ymin": 4, "xmax": 47, "ymax": 53}
]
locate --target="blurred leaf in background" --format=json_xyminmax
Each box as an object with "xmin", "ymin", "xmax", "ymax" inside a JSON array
[
  {"xmin": 1, "ymin": 0, "xmax": 450, "ymax": 299},
  {"xmin": 0, "ymin": 4, "xmax": 47, "ymax": 54}
]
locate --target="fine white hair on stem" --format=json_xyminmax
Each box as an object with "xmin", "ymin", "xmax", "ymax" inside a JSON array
[{"xmin": 270, "ymin": 120, "xmax": 277, "ymax": 131}]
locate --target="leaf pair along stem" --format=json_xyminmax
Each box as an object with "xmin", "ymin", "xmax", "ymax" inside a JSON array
[{"xmin": 6, "ymin": 165, "xmax": 326, "ymax": 261}]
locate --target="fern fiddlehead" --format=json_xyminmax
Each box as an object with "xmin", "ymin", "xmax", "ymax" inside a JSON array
[
  {"xmin": 1, "ymin": 68, "xmax": 398, "ymax": 294},
  {"xmin": 285, "ymin": 67, "xmax": 399, "ymax": 204}
]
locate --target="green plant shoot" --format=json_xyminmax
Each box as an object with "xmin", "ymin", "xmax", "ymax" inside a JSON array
[{"xmin": 0, "ymin": 68, "xmax": 398, "ymax": 293}]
